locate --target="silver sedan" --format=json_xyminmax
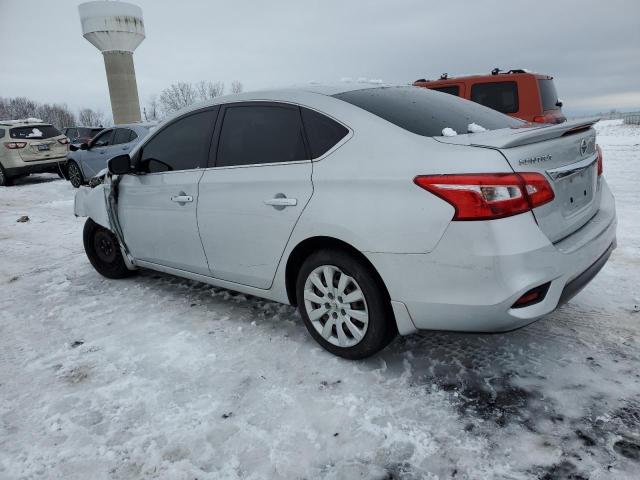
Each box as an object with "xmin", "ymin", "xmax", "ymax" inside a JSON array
[{"xmin": 75, "ymin": 85, "xmax": 616, "ymax": 358}]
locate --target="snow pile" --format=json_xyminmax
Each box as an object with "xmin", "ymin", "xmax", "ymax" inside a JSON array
[
  {"xmin": 0, "ymin": 117, "xmax": 44, "ymax": 124},
  {"xmin": 26, "ymin": 128, "xmax": 43, "ymax": 138},
  {"xmin": 467, "ymin": 122, "xmax": 487, "ymax": 133},
  {"xmin": 442, "ymin": 127, "xmax": 458, "ymax": 136}
]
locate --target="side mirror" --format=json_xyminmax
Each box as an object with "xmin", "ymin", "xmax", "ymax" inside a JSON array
[
  {"xmin": 108, "ymin": 154, "xmax": 132, "ymax": 175},
  {"xmin": 69, "ymin": 144, "xmax": 79, "ymax": 152},
  {"xmin": 80, "ymin": 143, "xmax": 89, "ymax": 150},
  {"xmin": 556, "ymin": 100, "xmax": 563, "ymax": 108}
]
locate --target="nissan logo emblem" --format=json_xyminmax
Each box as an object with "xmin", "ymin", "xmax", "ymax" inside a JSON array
[{"xmin": 580, "ymin": 139, "xmax": 588, "ymax": 156}]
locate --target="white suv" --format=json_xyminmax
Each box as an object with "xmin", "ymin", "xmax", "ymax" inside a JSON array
[
  {"xmin": 0, "ymin": 119, "xmax": 69, "ymax": 186},
  {"xmin": 75, "ymin": 85, "xmax": 616, "ymax": 359}
]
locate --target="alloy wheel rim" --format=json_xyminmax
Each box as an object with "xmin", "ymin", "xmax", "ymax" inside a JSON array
[
  {"xmin": 303, "ymin": 265, "xmax": 369, "ymax": 348},
  {"xmin": 69, "ymin": 164, "xmax": 81, "ymax": 186}
]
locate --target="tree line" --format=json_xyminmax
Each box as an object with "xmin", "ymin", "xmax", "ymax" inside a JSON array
[
  {"xmin": 0, "ymin": 79, "xmax": 244, "ymax": 129},
  {"xmin": 144, "ymin": 80, "xmax": 243, "ymax": 121}
]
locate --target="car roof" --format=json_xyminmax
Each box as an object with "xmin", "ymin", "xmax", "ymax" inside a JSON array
[
  {"xmin": 415, "ymin": 71, "xmax": 552, "ymax": 83},
  {"xmin": 0, "ymin": 119, "xmax": 53, "ymax": 128}
]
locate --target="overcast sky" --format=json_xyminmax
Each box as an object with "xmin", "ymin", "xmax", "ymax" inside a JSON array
[{"xmin": 1, "ymin": 0, "xmax": 639, "ymax": 120}]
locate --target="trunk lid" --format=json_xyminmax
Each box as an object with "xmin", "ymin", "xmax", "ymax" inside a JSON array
[
  {"xmin": 9, "ymin": 125, "xmax": 67, "ymax": 162},
  {"xmin": 436, "ymin": 119, "xmax": 601, "ymax": 243}
]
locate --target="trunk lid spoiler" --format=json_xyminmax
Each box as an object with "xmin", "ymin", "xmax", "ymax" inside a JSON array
[{"xmin": 434, "ymin": 117, "xmax": 600, "ymax": 149}]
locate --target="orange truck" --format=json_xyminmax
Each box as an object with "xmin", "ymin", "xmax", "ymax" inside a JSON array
[{"xmin": 413, "ymin": 68, "xmax": 566, "ymax": 124}]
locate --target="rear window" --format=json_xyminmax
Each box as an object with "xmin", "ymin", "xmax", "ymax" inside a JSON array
[
  {"xmin": 10, "ymin": 125, "xmax": 61, "ymax": 140},
  {"xmin": 431, "ymin": 86, "xmax": 460, "ymax": 96},
  {"xmin": 538, "ymin": 79, "xmax": 559, "ymax": 111},
  {"xmin": 334, "ymin": 86, "xmax": 522, "ymax": 137},
  {"xmin": 470, "ymin": 82, "xmax": 519, "ymax": 114}
]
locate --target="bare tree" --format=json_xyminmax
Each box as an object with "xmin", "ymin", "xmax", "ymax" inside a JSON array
[
  {"xmin": 0, "ymin": 97, "xmax": 39, "ymax": 120},
  {"xmin": 196, "ymin": 80, "xmax": 224, "ymax": 101},
  {"xmin": 78, "ymin": 108, "xmax": 104, "ymax": 127},
  {"xmin": 159, "ymin": 82, "xmax": 198, "ymax": 116},
  {"xmin": 143, "ymin": 94, "xmax": 160, "ymax": 121},
  {"xmin": 36, "ymin": 103, "xmax": 76, "ymax": 129},
  {"xmin": 231, "ymin": 80, "xmax": 243, "ymax": 94}
]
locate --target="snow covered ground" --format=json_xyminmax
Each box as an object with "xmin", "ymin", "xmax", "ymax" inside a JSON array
[{"xmin": 0, "ymin": 120, "xmax": 638, "ymax": 479}]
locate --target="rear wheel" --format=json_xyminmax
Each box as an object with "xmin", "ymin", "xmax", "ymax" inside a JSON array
[
  {"xmin": 296, "ymin": 249, "xmax": 396, "ymax": 359},
  {"xmin": 67, "ymin": 161, "xmax": 84, "ymax": 188},
  {"xmin": 0, "ymin": 164, "xmax": 13, "ymax": 187},
  {"xmin": 83, "ymin": 218, "xmax": 133, "ymax": 279}
]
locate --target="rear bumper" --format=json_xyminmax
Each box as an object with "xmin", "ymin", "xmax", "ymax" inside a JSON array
[
  {"xmin": 366, "ymin": 179, "xmax": 617, "ymax": 334},
  {"xmin": 5, "ymin": 157, "xmax": 67, "ymax": 177}
]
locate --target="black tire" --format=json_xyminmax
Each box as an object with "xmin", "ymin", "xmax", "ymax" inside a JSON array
[
  {"xmin": 0, "ymin": 164, "xmax": 13, "ymax": 187},
  {"xmin": 67, "ymin": 161, "xmax": 84, "ymax": 188},
  {"xmin": 83, "ymin": 218, "xmax": 133, "ymax": 279},
  {"xmin": 296, "ymin": 249, "xmax": 397, "ymax": 359}
]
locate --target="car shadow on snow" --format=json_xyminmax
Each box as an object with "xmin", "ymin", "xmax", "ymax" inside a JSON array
[
  {"xmin": 11, "ymin": 173, "xmax": 63, "ymax": 186},
  {"xmin": 127, "ymin": 269, "xmax": 640, "ymax": 476}
]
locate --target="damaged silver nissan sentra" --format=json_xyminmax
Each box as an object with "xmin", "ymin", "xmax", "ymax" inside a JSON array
[{"xmin": 75, "ymin": 84, "xmax": 617, "ymax": 359}]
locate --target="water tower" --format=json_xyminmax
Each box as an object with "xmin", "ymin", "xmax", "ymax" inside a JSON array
[{"xmin": 78, "ymin": 1, "xmax": 145, "ymax": 124}]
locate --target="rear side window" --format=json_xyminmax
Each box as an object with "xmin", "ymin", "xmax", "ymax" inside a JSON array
[
  {"xmin": 141, "ymin": 108, "xmax": 217, "ymax": 173},
  {"xmin": 113, "ymin": 128, "xmax": 133, "ymax": 145},
  {"xmin": 10, "ymin": 125, "xmax": 61, "ymax": 139},
  {"xmin": 431, "ymin": 86, "xmax": 460, "ymax": 96},
  {"xmin": 538, "ymin": 79, "xmax": 559, "ymax": 111},
  {"xmin": 470, "ymin": 82, "xmax": 519, "ymax": 114},
  {"xmin": 216, "ymin": 104, "xmax": 307, "ymax": 167},
  {"xmin": 128, "ymin": 130, "xmax": 138, "ymax": 142},
  {"xmin": 334, "ymin": 86, "xmax": 522, "ymax": 137},
  {"xmin": 301, "ymin": 108, "xmax": 348, "ymax": 158},
  {"xmin": 0, "ymin": 129, "xmax": 4, "ymax": 139}
]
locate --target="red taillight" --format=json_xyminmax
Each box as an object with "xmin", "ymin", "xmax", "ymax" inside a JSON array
[
  {"xmin": 4, "ymin": 141, "xmax": 27, "ymax": 149},
  {"xmin": 58, "ymin": 137, "xmax": 69, "ymax": 145},
  {"xmin": 532, "ymin": 115, "xmax": 546, "ymax": 124},
  {"xmin": 413, "ymin": 173, "xmax": 555, "ymax": 221},
  {"xmin": 596, "ymin": 144, "xmax": 603, "ymax": 176}
]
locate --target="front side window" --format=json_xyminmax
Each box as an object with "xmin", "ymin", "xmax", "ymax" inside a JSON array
[
  {"xmin": 0, "ymin": 128, "xmax": 6, "ymax": 139},
  {"xmin": 113, "ymin": 128, "xmax": 133, "ymax": 145},
  {"xmin": 301, "ymin": 107, "xmax": 348, "ymax": 159},
  {"xmin": 470, "ymin": 81, "xmax": 519, "ymax": 114},
  {"xmin": 140, "ymin": 108, "xmax": 217, "ymax": 173},
  {"xmin": 216, "ymin": 104, "xmax": 307, "ymax": 167},
  {"xmin": 92, "ymin": 130, "xmax": 113, "ymax": 147}
]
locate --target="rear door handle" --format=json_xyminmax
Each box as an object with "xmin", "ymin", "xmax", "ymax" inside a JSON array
[
  {"xmin": 171, "ymin": 195, "xmax": 193, "ymax": 203},
  {"xmin": 264, "ymin": 197, "xmax": 297, "ymax": 207}
]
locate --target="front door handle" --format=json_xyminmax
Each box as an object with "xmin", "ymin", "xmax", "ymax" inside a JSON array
[
  {"xmin": 264, "ymin": 196, "xmax": 297, "ymax": 207},
  {"xmin": 171, "ymin": 195, "xmax": 193, "ymax": 203}
]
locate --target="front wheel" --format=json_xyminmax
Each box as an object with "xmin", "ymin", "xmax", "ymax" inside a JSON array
[
  {"xmin": 296, "ymin": 249, "xmax": 396, "ymax": 359},
  {"xmin": 67, "ymin": 161, "xmax": 83, "ymax": 188},
  {"xmin": 83, "ymin": 219, "xmax": 134, "ymax": 279}
]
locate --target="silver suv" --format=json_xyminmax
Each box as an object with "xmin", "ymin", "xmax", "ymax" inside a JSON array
[
  {"xmin": 0, "ymin": 119, "xmax": 68, "ymax": 186},
  {"xmin": 75, "ymin": 85, "xmax": 616, "ymax": 359}
]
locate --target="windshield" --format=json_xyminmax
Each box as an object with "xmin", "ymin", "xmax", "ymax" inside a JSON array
[{"xmin": 334, "ymin": 86, "xmax": 523, "ymax": 137}]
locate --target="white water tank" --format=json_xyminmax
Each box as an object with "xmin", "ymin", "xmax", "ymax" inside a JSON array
[{"xmin": 79, "ymin": 1, "xmax": 145, "ymax": 124}]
